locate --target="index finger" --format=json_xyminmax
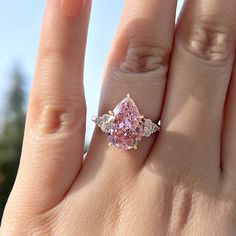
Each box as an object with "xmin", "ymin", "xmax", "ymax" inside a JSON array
[{"xmin": 5, "ymin": 0, "xmax": 91, "ymax": 214}]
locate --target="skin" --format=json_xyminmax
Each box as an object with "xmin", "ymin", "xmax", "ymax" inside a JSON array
[{"xmin": 1, "ymin": 0, "xmax": 236, "ymax": 235}]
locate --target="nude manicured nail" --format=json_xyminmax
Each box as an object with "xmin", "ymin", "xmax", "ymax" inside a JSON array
[{"xmin": 61, "ymin": 0, "xmax": 86, "ymax": 16}]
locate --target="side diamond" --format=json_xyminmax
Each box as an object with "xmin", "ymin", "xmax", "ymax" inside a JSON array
[
  {"xmin": 142, "ymin": 119, "xmax": 159, "ymax": 137},
  {"xmin": 92, "ymin": 114, "xmax": 114, "ymax": 132}
]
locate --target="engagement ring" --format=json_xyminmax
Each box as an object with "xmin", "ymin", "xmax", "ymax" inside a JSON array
[{"xmin": 92, "ymin": 94, "xmax": 160, "ymax": 151}]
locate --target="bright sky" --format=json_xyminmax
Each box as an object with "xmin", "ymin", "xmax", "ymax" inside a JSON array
[{"xmin": 0, "ymin": 0, "xmax": 184, "ymax": 142}]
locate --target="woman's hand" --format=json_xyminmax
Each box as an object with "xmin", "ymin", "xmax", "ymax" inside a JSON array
[{"xmin": 1, "ymin": 0, "xmax": 236, "ymax": 235}]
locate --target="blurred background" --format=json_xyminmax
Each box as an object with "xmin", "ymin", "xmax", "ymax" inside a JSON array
[{"xmin": 0, "ymin": 0, "xmax": 184, "ymax": 221}]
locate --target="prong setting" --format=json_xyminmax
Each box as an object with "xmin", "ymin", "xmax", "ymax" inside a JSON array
[
  {"xmin": 92, "ymin": 94, "xmax": 160, "ymax": 150},
  {"xmin": 108, "ymin": 110, "xmax": 114, "ymax": 116}
]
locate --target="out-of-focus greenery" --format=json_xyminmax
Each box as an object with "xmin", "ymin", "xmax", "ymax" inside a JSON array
[{"xmin": 0, "ymin": 67, "xmax": 26, "ymax": 222}]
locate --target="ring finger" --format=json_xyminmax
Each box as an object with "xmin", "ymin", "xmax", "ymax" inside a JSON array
[{"xmin": 84, "ymin": 0, "xmax": 177, "ymax": 175}]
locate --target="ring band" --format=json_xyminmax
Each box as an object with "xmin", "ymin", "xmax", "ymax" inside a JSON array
[{"xmin": 92, "ymin": 94, "xmax": 160, "ymax": 151}]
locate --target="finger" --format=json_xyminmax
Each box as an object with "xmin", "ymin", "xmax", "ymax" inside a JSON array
[
  {"xmin": 149, "ymin": 0, "xmax": 236, "ymax": 179},
  {"xmin": 6, "ymin": 0, "xmax": 91, "ymax": 213},
  {"xmin": 83, "ymin": 0, "xmax": 177, "ymax": 178},
  {"xmin": 222, "ymin": 63, "xmax": 236, "ymax": 189}
]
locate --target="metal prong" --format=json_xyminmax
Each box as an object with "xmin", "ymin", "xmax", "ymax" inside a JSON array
[
  {"xmin": 108, "ymin": 110, "xmax": 114, "ymax": 115},
  {"xmin": 133, "ymin": 145, "xmax": 138, "ymax": 150},
  {"xmin": 108, "ymin": 143, "xmax": 113, "ymax": 147},
  {"xmin": 140, "ymin": 115, "xmax": 145, "ymax": 119},
  {"xmin": 91, "ymin": 116, "xmax": 97, "ymax": 122},
  {"xmin": 127, "ymin": 93, "xmax": 131, "ymax": 98}
]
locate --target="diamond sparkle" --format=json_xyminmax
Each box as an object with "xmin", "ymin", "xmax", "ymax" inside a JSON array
[
  {"xmin": 105, "ymin": 96, "xmax": 143, "ymax": 150},
  {"xmin": 93, "ymin": 94, "xmax": 159, "ymax": 151}
]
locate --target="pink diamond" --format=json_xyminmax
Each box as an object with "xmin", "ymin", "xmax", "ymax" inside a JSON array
[{"xmin": 106, "ymin": 96, "xmax": 143, "ymax": 150}]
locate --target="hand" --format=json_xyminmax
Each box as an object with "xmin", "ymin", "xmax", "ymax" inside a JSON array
[{"xmin": 1, "ymin": 0, "xmax": 236, "ymax": 235}]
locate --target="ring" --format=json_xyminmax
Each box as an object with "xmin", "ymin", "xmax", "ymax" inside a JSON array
[{"xmin": 92, "ymin": 94, "xmax": 160, "ymax": 151}]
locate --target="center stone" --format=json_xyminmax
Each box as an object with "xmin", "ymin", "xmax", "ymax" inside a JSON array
[{"xmin": 106, "ymin": 96, "xmax": 144, "ymax": 150}]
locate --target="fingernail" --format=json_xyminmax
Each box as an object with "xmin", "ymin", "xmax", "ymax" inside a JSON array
[{"xmin": 61, "ymin": 0, "xmax": 86, "ymax": 16}]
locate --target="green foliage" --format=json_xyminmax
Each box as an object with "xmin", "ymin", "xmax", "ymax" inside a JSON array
[{"xmin": 0, "ymin": 66, "xmax": 26, "ymax": 222}]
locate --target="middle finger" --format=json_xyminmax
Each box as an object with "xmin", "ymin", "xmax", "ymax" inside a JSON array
[{"xmin": 149, "ymin": 0, "xmax": 236, "ymax": 179}]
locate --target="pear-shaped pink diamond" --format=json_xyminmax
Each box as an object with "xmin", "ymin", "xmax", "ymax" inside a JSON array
[{"xmin": 106, "ymin": 96, "xmax": 144, "ymax": 150}]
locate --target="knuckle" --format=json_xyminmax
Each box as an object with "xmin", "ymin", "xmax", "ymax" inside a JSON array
[
  {"xmin": 183, "ymin": 17, "xmax": 233, "ymax": 62},
  {"xmin": 38, "ymin": 105, "xmax": 76, "ymax": 134},
  {"xmin": 29, "ymin": 102, "xmax": 86, "ymax": 137},
  {"xmin": 112, "ymin": 29, "xmax": 171, "ymax": 79},
  {"xmin": 120, "ymin": 42, "xmax": 169, "ymax": 76}
]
